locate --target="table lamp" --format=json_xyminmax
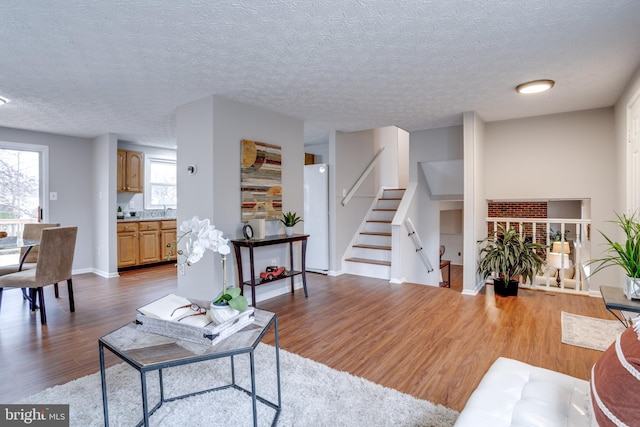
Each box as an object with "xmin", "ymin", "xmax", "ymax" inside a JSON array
[{"xmin": 548, "ymin": 251, "xmax": 570, "ymax": 287}]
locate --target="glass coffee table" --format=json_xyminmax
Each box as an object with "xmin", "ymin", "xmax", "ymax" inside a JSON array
[{"xmin": 99, "ymin": 308, "xmax": 280, "ymax": 427}]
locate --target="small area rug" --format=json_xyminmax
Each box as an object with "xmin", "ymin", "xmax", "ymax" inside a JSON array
[
  {"xmin": 19, "ymin": 343, "xmax": 458, "ymax": 427},
  {"xmin": 561, "ymin": 311, "xmax": 626, "ymax": 351}
]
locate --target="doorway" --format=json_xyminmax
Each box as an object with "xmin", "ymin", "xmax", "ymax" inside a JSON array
[{"xmin": 0, "ymin": 142, "xmax": 48, "ymax": 266}]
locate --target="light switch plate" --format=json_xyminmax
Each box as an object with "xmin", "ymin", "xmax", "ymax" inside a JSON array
[{"xmin": 49, "ymin": 192, "xmax": 58, "ymax": 200}]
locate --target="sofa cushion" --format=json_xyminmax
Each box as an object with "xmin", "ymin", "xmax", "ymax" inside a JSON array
[
  {"xmin": 454, "ymin": 357, "xmax": 591, "ymax": 426},
  {"xmin": 558, "ymin": 261, "xmax": 575, "ymax": 279},
  {"xmin": 590, "ymin": 319, "xmax": 640, "ymax": 426}
]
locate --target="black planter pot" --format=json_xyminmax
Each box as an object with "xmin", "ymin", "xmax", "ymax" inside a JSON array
[{"xmin": 493, "ymin": 278, "xmax": 519, "ymax": 296}]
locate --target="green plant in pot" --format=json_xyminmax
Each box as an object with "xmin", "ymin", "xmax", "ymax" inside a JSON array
[
  {"xmin": 477, "ymin": 224, "xmax": 547, "ymax": 296},
  {"xmin": 280, "ymin": 211, "xmax": 302, "ymax": 237},
  {"xmin": 587, "ymin": 212, "xmax": 640, "ymax": 300}
]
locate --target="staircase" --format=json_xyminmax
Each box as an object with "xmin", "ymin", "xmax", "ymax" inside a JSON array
[{"xmin": 344, "ymin": 188, "xmax": 405, "ymax": 279}]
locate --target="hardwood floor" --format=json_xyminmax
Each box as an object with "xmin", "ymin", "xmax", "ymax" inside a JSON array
[{"xmin": 0, "ymin": 263, "xmax": 611, "ymax": 412}]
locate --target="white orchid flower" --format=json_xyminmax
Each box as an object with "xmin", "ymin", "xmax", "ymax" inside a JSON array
[{"xmin": 171, "ymin": 215, "xmax": 231, "ymax": 267}]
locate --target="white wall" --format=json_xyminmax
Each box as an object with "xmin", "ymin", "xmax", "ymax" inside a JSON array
[
  {"xmin": 304, "ymin": 142, "xmax": 329, "ymax": 164},
  {"xmin": 440, "ymin": 209, "xmax": 463, "ymax": 265},
  {"xmin": 613, "ymin": 65, "xmax": 640, "ymax": 288},
  {"xmin": 409, "ymin": 125, "xmax": 463, "ymax": 284},
  {"xmin": 176, "ymin": 95, "xmax": 304, "ymax": 303},
  {"xmin": 0, "ymin": 127, "xmax": 94, "ymax": 272},
  {"xmin": 92, "ymin": 133, "xmax": 118, "ymax": 277},
  {"xmin": 484, "ymin": 108, "xmax": 616, "ymax": 292},
  {"xmin": 375, "ymin": 126, "xmax": 410, "ymax": 188},
  {"xmin": 331, "ymin": 129, "xmax": 377, "ymax": 273},
  {"xmin": 463, "ymin": 112, "xmax": 487, "ymax": 295}
]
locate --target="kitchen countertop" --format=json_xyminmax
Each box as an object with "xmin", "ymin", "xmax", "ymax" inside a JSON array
[{"xmin": 117, "ymin": 216, "xmax": 177, "ymax": 223}]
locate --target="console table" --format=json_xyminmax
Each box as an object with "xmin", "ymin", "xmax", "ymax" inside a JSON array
[{"xmin": 231, "ymin": 234, "xmax": 309, "ymax": 308}]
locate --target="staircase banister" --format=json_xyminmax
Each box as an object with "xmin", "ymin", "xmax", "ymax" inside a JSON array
[
  {"xmin": 391, "ymin": 182, "xmax": 417, "ymax": 226},
  {"xmin": 341, "ymin": 146, "xmax": 386, "ymax": 206}
]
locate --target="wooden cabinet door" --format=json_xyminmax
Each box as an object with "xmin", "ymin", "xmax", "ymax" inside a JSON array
[
  {"xmin": 126, "ymin": 151, "xmax": 144, "ymax": 193},
  {"xmin": 139, "ymin": 230, "xmax": 161, "ymax": 264},
  {"xmin": 161, "ymin": 228, "xmax": 177, "ymax": 261},
  {"xmin": 116, "ymin": 150, "xmax": 126, "ymax": 192},
  {"xmin": 117, "ymin": 231, "xmax": 138, "ymax": 267}
]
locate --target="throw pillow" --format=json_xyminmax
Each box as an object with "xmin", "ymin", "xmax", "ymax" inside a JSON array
[
  {"xmin": 559, "ymin": 262, "xmax": 575, "ymax": 280},
  {"xmin": 590, "ymin": 318, "xmax": 640, "ymax": 426}
]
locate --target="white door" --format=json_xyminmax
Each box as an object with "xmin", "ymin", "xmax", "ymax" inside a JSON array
[
  {"xmin": 0, "ymin": 142, "xmax": 48, "ymax": 266},
  {"xmin": 628, "ymin": 92, "xmax": 640, "ymax": 215}
]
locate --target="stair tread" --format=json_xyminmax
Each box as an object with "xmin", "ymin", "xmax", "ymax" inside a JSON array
[
  {"xmin": 353, "ymin": 244, "xmax": 391, "ymax": 250},
  {"xmin": 379, "ymin": 198, "xmax": 402, "ymax": 201},
  {"xmin": 360, "ymin": 231, "xmax": 391, "ymax": 236},
  {"xmin": 345, "ymin": 257, "xmax": 391, "ymax": 266},
  {"xmin": 372, "ymin": 208, "xmax": 397, "ymax": 211},
  {"xmin": 367, "ymin": 219, "xmax": 391, "ymax": 223}
]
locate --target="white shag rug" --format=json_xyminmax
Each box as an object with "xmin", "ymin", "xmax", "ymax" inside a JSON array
[
  {"xmin": 19, "ymin": 343, "xmax": 458, "ymax": 426},
  {"xmin": 561, "ymin": 311, "xmax": 626, "ymax": 351}
]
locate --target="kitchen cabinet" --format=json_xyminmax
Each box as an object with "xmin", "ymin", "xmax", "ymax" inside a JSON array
[
  {"xmin": 117, "ymin": 222, "xmax": 138, "ymax": 268},
  {"xmin": 117, "ymin": 219, "xmax": 177, "ymax": 268},
  {"xmin": 117, "ymin": 149, "xmax": 144, "ymax": 193},
  {"xmin": 138, "ymin": 221, "xmax": 161, "ymax": 264},
  {"xmin": 161, "ymin": 220, "xmax": 177, "ymax": 261}
]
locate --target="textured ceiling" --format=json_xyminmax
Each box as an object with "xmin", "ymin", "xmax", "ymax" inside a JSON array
[{"xmin": 1, "ymin": 1, "xmax": 639, "ymax": 149}]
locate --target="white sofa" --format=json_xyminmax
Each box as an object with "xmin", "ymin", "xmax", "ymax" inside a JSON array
[
  {"xmin": 533, "ymin": 262, "xmax": 581, "ymax": 290},
  {"xmin": 454, "ymin": 357, "xmax": 592, "ymax": 427}
]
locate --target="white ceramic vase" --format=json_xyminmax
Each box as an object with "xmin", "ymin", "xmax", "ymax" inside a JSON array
[
  {"xmin": 285, "ymin": 226, "xmax": 293, "ymax": 237},
  {"xmin": 209, "ymin": 302, "xmax": 239, "ymax": 324},
  {"xmin": 624, "ymin": 276, "xmax": 640, "ymax": 300}
]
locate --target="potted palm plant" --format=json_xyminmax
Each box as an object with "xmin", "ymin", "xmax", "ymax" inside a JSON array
[
  {"xmin": 477, "ymin": 224, "xmax": 547, "ymax": 296},
  {"xmin": 587, "ymin": 212, "xmax": 640, "ymax": 300}
]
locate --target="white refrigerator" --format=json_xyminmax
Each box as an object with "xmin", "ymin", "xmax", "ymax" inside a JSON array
[{"xmin": 304, "ymin": 164, "xmax": 329, "ymax": 272}]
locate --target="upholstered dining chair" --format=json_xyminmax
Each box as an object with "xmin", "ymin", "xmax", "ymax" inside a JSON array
[
  {"xmin": 0, "ymin": 226, "xmax": 77, "ymax": 325},
  {"xmin": 0, "ymin": 223, "xmax": 60, "ymax": 274}
]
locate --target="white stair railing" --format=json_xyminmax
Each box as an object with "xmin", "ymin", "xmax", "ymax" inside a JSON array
[
  {"xmin": 341, "ymin": 146, "xmax": 385, "ymax": 206},
  {"xmin": 404, "ymin": 217, "xmax": 433, "ymax": 272}
]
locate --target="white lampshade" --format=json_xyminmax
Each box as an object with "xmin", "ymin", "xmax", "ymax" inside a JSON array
[
  {"xmin": 552, "ymin": 241, "xmax": 570, "ymax": 254},
  {"xmin": 548, "ymin": 252, "xmax": 570, "ymax": 269}
]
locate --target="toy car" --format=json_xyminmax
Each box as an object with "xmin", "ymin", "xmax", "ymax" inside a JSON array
[{"xmin": 260, "ymin": 266, "xmax": 286, "ymax": 281}]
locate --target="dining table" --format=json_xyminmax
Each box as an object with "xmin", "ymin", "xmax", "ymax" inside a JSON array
[
  {"xmin": 0, "ymin": 236, "xmax": 40, "ymax": 305},
  {"xmin": 0, "ymin": 237, "xmax": 40, "ymax": 270}
]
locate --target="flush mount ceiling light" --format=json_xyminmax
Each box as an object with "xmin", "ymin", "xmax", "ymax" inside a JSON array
[
  {"xmin": 0, "ymin": 96, "xmax": 9, "ymax": 105},
  {"xmin": 516, "ymin": 79, "xmax": 555, "ymax": 94}
]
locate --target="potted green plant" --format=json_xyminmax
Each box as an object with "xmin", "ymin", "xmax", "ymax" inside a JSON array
[
  {"xmin": 477, "ymin": 224, "xmax": 547, "ymax": 296},
  {"xmin": 587, "ymin": 212, "xmax": 640, "ymax": 300},
  {"xmin": 549, "ymin": 228, "xmax": 569, "ymax": 242},
  {"xmin": 280, "ymin": 211, "xmax": 302, "ymax": 237}
]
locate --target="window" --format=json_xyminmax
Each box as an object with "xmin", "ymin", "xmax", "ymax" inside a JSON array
[{"xmin": 144, "ymin": 157, "xmax": 177, "ymax": 209}]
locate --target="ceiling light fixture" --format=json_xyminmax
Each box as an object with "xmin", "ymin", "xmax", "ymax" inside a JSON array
[
  {"xmin": 0, "ymin": 96, "xmax": 8, "ymax": 105},
  {"xmin": 516, "ymin": 79, "xmax": 555, "ymax": 94}
]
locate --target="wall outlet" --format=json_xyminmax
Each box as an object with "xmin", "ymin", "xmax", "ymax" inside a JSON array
[
  {"xmin": 178, "ymin": 264, "xmax": 185, "ymax": 276},
  {"xmin": 129, "ymin": 201, "xmax": 135, "ymax": 209},
  {"xmin": 271, "ymin": 259, "xmax": 277, "ymax": 266},
  {"xmin": 342, "ymin": 189, "xmax": 347, "ymax": 197}
]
